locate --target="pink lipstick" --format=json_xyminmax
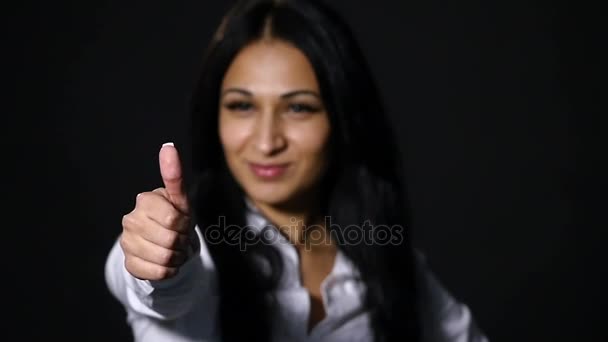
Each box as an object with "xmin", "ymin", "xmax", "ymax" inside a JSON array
[{"xmin": 249, "ymin": 162, "xmax": 290, "ymax": 180}]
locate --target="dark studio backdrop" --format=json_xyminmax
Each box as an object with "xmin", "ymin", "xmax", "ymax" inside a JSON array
[{"xmin": 8, "ymin": 0, "xmax": 605, "ymax": 341}]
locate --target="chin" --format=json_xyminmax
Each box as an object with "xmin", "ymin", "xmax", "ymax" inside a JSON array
[{"xmin": 245, "ymin": 183, "xmax": 295, "ymax": 207}]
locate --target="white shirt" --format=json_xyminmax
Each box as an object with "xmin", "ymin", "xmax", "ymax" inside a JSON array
[{"xmin": 105, "ymin": 202, "xmax": 489, "ymax": 342}]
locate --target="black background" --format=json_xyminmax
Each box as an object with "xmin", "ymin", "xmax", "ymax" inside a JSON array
[{"xmin": 8, "ymin": 0, "xmax": 605, "ymax": 341}]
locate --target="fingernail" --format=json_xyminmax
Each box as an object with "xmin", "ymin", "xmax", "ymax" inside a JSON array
[{"xmin": 162, "ymin": 142, "xmax": 174, "ymax": 147}]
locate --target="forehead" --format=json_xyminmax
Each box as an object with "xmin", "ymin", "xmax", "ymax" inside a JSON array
[{"xmin": 221, "ymin": 39, "xmax": 320, "ymax": 92}]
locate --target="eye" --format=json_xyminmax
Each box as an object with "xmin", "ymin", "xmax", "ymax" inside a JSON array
[
  {"xmin": 287, "ymin": 103, "xmax": 321, "ymax": 114},
  {"xmin": 224, "ymin": 101, "xmax": 254, "ymax": 112}
]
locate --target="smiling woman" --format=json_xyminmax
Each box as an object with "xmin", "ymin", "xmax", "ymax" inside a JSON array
[
  {"xmin": 219, "ymin": 39, "xmax": 335, "ymax": 331},
  {"xmin": 104, "ymin": 0, "xmax": 489, "ymax": 341},
  {"xmin": 219, "ymin": 40, "xmax": 331, "ymax": 213}
]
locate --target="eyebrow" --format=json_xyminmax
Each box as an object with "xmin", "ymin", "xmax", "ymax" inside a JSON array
[{"xmin": 221, "ymin": 88, "xmax": 321, "ymax": 99}]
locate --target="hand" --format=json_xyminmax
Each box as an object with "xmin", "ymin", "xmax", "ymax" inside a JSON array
[{"xmin": 120, "ymin": 143, "xmax": 194, "ymax": 280}]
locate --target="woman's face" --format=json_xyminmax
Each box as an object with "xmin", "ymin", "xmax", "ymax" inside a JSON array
[{"xmin": 219, "ymin": 39, "xmax": 330, "ymax": 207}]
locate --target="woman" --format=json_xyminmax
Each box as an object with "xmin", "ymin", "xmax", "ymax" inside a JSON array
[{"xmin": 105, "ymin": 0, "xmax": 489, "ymax": 341}]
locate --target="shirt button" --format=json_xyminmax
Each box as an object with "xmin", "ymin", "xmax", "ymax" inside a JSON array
[{"xmin": 343, "ymin": 281, "xmax": 356, "ymax": 295}]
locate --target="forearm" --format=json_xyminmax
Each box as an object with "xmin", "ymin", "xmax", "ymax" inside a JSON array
[{"xmin": 105, "ymin": 225, "xmax": 216, "ymax": 320}]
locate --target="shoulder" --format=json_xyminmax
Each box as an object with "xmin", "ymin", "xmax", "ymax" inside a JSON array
[{"xmin": 413, "ymin": 250, "xmax": 490, "ymax": 342}]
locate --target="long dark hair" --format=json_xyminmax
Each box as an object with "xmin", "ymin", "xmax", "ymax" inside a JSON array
[{"xmin": 188, "ymin": 0, "xmax": 420, "ymax": 341}]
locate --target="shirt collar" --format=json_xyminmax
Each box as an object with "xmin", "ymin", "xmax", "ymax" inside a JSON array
[{"xmin": 243, "ymin": 197, "xmax": 360, "ymax": 281}]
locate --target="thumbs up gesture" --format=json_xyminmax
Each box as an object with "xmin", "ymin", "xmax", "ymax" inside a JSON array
[{"xmin": 120, "ymin": 143, "xmax": 195, "ymax": 280}]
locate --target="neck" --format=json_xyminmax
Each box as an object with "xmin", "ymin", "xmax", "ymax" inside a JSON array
[{"xmin": 248, "ymin": 193, "xmax": 333, "ymax": 251}]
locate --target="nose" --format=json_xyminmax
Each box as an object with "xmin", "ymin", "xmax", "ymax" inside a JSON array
[{"xmin": 253, "ymin": 111, "xmax": 287, "ymax": 156}]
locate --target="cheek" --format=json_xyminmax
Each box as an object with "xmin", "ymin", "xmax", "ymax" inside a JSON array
[
  {"xmin": 219, "ymin": 114, "xmax": 250, "ymax": 155},
  {"xmin": 289, "ymin": 121, "xmax": 331, "ymax": 166}
]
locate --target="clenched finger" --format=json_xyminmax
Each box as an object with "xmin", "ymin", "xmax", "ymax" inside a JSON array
[
  {"xmin": 124, "ymin": 254, "xmax": 178, "ymax": 281},
  {"xmin": 122, "ymin": 232, "xmax": 187, "ymax": 267},
  {"xmin": 136, "ymin": 216, "xmax": 191, "ymax": 250},
  {"xmin": 136, "ymin": 191, "xmax": 190, "ymax": 232}
]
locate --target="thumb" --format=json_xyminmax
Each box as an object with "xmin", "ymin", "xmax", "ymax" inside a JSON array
[{"xmin": 159, "ymin": 142, "xmax": 189, "ymax": 214}]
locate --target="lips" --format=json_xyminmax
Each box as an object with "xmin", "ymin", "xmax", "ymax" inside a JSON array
[{"xmin": 248, "ymin": 162, "xmax": 290, "ymax": 179}]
